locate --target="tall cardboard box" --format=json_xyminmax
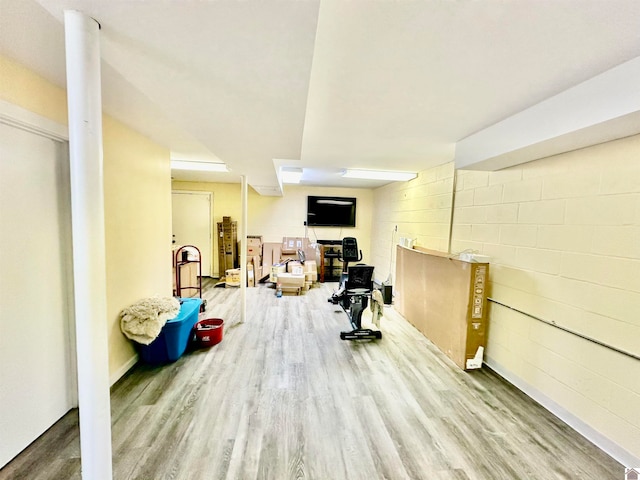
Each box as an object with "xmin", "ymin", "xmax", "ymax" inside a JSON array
[
  {"xmin": 262, "ymin": 242, "xmax": 282, "ymax": 270},
  {"xmin": 217, "ymin": 219, "xmax": 237, "ymax": 275},
  {"xmin": 395, "ymin": 246, "xmax": 489, "ymax": 371},
  {"xmin": 247, "ymin": 263, "xmax": 255, "ymax": 287}
]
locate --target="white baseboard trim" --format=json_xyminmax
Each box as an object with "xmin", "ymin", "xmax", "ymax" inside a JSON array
[
  {"xmin": 485, "ymin": 355, "xmax": 640, "ymax": 468},
  {"xmin": 109, "ymin": 354, "xmax": 138, "ymax": 387}
]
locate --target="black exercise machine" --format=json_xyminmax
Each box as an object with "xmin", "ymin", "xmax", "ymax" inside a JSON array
[{"xmin": 328, "ymin": 237, "xmax": 382, "ymax": 341}]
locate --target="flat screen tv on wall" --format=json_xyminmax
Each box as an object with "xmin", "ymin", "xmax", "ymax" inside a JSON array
[{"xmin": 307, "ymin": 196, "xmax": 357, "ymax": 227}]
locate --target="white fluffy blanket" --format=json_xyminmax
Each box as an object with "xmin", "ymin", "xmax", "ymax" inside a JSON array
[
  {"xmin": 120, "ymin": 296, "xmax": 181, "ymax": 345},
  {"xmin": 370, "ymin": 289, "xmax": 384, "ymax": 328}
]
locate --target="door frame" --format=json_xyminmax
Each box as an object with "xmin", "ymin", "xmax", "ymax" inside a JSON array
[{"xmin": 171, "ymin": 190, "xmax": 214, "ymax": 276}]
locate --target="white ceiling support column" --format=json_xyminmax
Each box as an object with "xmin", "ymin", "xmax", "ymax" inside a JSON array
[
  {"xmin": 64, "ymin": 10, "xmax": 113, "ymax": 480},
  {"xmin": 240, "ymin": 175, "xmax": 248, "ymax": 323}
]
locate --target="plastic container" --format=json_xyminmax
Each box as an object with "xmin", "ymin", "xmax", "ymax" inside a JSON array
[
  {"xmin": 193, "ymin": 318, "xmax": 224, "ymax": 347},
  {"xmin": 137, "ymin": 297, "xmax": 202, "ymax": 364}
]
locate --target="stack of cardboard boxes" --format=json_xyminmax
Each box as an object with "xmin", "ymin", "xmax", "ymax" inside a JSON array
[
  {"xmin": 246, "ymin": 235, "xmax": 263, "ymax": 287},
  {"xmin": 267, "ymin": 237, "xmax": 319, "ymax": 294},
  {"xmin": 217, "ymin": 216, "xmax": 237, "ymax": 276},
  {"xmin": 221, "ymin": 234, "xmax": 319, "ymax": 292}
]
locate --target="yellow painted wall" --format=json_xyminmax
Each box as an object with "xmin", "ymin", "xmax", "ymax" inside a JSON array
[
  {"xmin": 1, "ymin": 53, "xmax": 173, "ymax": 383},
  {"xmin": 103, "ymin": 117, "xmax": 172, "ymax": 379},
  {"xmin": 0, "ymin": 55, "xmax": 68, "ymax": 125},
  {"xmin": 171, "ymin": 181, "xmax": 374, "ymax": 277},
  {"xmin": 451, "ymin": 135, "xmax": 640, "ymax": 461},
  {"xmin": 370, "ymin": 162, "xmax": 454, "ymax": 283}
]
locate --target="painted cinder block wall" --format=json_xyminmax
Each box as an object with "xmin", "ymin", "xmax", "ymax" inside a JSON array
[
  {"xmin": 450, "ymin": 134, "xmax": 640, "ymax": 464},
  {"xmin": 369, "ymin": 136, "xmax": 639, "ymax": 464},
  {"xmin": 369, "ymin": 162, "xmax": 454, "ymax": 284}
]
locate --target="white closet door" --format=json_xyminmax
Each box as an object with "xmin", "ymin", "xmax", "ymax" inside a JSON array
[
  {"xmin": 172, "ymin": 191, "xmax": 212, "ymax": 276},
  {"xmin": 0, "ymin": 122, "xmax": 75, "ymax": 468}
]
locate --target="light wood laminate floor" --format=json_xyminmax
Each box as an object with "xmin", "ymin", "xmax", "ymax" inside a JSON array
[{"xmin": 1, "ymin": 281, "xmax": 623, "ymax": 479}]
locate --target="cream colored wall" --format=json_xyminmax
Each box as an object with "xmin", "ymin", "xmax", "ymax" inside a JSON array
[
  {"xmin": 451, "ymin": 134, "xmax": 640, "ymax": 463},
  {"xmin": 171, "ymin": 181, "xmax": 374, "ymax": 277},
  {"xmin": 103, "ymin": 116, "xmax": 172, "ymax": 380},
  {"xmin": 370, "ymin": 162, "xmax": 454, "ymax": 284},
  {"xmin": 0, "ymin": 55, "xmax": 67, "ymax": 124},
  {"xmin": 1, "ymin": 53, "xmax": 173, "ymax": 383}
]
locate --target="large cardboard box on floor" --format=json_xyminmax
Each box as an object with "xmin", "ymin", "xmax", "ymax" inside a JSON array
[
  {"xmin": 395, "ymin": 246, "xmax": 489, "ymax": 371},
  {"xmin": 276, "ymin": 272, "xmax": 305, "ymax": 295}
]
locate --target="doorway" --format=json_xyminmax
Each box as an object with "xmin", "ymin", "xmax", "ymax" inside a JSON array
[
  {"xmin": 171, "ymin": 191, "xmax": 213, "ymax": 277},
  {"xmin": 0, "ymin": 120, "xmax": 75, "ymax": 468}
]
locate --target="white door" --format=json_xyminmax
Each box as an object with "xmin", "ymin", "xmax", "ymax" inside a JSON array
[
  {"xmin": 0, "ymin": 122, "xmax": 75, "ymax": 468},
  {"xmin": 172, "ymin": 191, "xmax": 212, "ymax": 276}
]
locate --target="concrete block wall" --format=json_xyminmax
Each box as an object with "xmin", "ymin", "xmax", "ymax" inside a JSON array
[
  {"xmin": 451, "ymin": 134, "xmax": 640, "ymax": 465},
  {"xmin": 370, "ymin": 162, "xmax": 454, "ymax": 283}
]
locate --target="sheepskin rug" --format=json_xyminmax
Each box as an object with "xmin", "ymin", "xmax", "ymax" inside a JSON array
[{"xmin": 120, "ymin": 296, "xmax": 181, "ymax": 345}]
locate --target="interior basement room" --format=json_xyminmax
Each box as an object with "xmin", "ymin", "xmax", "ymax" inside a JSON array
[{"xmin": 2, "ymin": 1, "xmax": 640, "ymax": 479}]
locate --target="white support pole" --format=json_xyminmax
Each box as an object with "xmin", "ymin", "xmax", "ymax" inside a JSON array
[
  {"xmin": 64, "ymin": 10, "xmax": 113, "ymax": 480},
  {"xmin": 240, "ymin": 175, "xmax": 248, "ymax": 323}
]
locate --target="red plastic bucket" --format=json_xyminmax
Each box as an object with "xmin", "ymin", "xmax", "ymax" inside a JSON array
[{"xmin": 193, "ymin": 318, "xmax": 224, "ymax": 347}]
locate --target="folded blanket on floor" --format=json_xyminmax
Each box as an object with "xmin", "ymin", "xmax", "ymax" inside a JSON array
[{"xmin": 120, "ymin": 296, "xmax": 181, "ymax": 345}]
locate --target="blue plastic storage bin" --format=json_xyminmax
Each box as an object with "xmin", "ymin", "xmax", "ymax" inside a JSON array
[{"xmin": 138, "ymin": 297, "xmax": 202, "ymax": 364}]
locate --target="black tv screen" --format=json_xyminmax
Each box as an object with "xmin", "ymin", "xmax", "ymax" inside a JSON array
[{"xmin": 307, "ymin": 196, "xmax": 356, "ymax": 227}]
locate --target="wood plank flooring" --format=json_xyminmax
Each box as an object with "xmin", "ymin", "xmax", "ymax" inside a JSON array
[{"xmin": 0, "ymin": 281, "xmax": 623, "ymax": 479}]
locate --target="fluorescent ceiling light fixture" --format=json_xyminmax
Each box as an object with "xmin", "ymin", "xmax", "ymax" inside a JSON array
[
  {"xmin": 171, "ymin": 160, "xmax": 228, "ymax": 172},
  {"xmin": 342, "ymin": 169, "xmax": 417, "ymax": 181},
  {"xmin": 280, "ymin": 167, "xmax": 303, "ymax": 184}
]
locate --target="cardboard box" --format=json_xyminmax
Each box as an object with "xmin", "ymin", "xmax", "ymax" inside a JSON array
[
  {"xmin": 395, "ymin": 246, "xmax": 489, "ymax": 370},
  {"xmin": 270, "ymin": 264, "xmax": 286, "ymax": 283},
  {"xmin": 247, "ymin": 235, "xmax": 263, "ymax": 247},
  {"xmin": 304, "ymin": 261, "xmax": 318, "ymax": 283},
  {"xmin": 287, "ymin": 261, "xmax": 302, "ymax": 274},
  {"xmin": 282, "ymin": 236, "xmax": 309, "ymax": 254},
  {"xmin": 276, "ymin": 272, "xmax": 305, "ymax": 288},
  {"xmin": 250, "ymin": 255, "xmax": 262, "ymax": 268},
  {"xmin": 247, "ymin": 245, "xmax": 261, "ymax": 256},
  {"xmin": 262, "ymin": 242, "xmax": 282, "ymax": 268},
  {"xmin": 225, "ymin": 268, "xmax": 240, "ymax": 287},
  {"xmin": 247, "ymin": 263, "xmax": 255, "ymax": 287},
  {"xmin": 280, "ymin": 253, "xmax": 299, "ymax": 263}
]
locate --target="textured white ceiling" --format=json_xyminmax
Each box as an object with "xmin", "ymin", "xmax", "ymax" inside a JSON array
[{"xmin": 2, "ymin": 0, "xmax": 640, "ymax": 192}]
